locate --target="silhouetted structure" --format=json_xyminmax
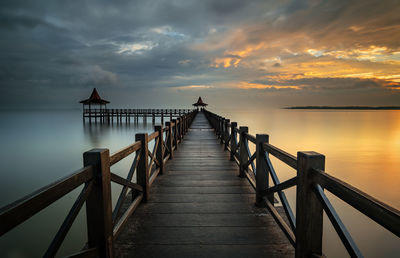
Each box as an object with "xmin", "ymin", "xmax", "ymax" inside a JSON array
[
  {"xmin": 80, "ymin": 88, "xmax": 110, "ymax": 106},
  {"xmin": 192, "ymin": 96, "xmax": 208, "ymax": 110},
  {"xmin": 80, "ymin": 88, "xmax": 193, "ymax": 124},
  {"xmin": 80, "ymin": 88, "xmax": 110, "ymax": 121}
]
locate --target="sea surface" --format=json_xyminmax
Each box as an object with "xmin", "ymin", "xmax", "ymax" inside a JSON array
[{"xmin": 0, "ymin": 108, "xmax": 399, "ymax": 257}]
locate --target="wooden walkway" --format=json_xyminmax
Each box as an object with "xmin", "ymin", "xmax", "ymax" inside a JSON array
[{"xmin": 114, "ymin": 112, "xmax": 294, "ymax": 257}]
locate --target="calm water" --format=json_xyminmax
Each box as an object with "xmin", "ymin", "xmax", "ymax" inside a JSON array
[{"xmin": 0, "ymin": 109, "xmax": 399, "ymax": 257}]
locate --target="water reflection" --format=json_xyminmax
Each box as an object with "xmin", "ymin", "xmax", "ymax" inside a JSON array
[
  {"xmin": 0, "ymin": 109, "xmax": 398, "ymax": 257},
  {"xmin": 82, "ymin": 118, "xmax": 162, "ymax": 148},
  {"xmin": 0, "ymin": 110, "xmax": 167, "ymax": 257},
  {"xmin": 215, "ymin": 108, "xmax": 400, "ymax": 257}
]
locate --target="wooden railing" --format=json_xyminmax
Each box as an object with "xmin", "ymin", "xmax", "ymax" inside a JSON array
[
  {"xmin": 83, "ymin": 108, "xmax": 193, "ymax": 114},
  {"xmin": 83, "ymin": 108, "xmax": 195, "ymax": 123},
  {"xmin": 204, "ymin": 110, "xmax": 400, "ymax": 258},
  {"xmin": 0, "ymin": 110, "xmax": 197, "ymax": 257}
]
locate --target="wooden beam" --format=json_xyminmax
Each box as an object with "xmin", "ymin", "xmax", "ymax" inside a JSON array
[
  {"xmin": 313, "ymin": 169, "xmax": 400, "ymax": 237},
  {"xmin": 256, "ymin": 134, "xmax": 271, "ymax": 206},
  {"xmin": 295, "ymin": 151, "xmax": 325, "ymax": 258},
  {"xmin": 0, "ymin": 166, "xmax": 93, "ymax": 236},
  {"xmin": 136, "ymin": 134, "xmax": 149, "ymax": 202},
  {"xmin": 84, "ymin": 149, "xmax": 113, "ymax": 258},
  {"xmin": 109, "ymin": 141, "xmax": 141, "ymax": 166},
  {"xmin": 263, "ymin": 143, "xmax": 297, "ymax": 170}
]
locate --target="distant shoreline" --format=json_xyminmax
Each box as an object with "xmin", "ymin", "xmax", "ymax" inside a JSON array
[{"xmin": 284, "ymin": 106, "xmax": 400, "ymax": 110}]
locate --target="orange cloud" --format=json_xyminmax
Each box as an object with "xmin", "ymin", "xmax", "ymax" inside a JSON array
[
  {"xmin": 236, "ymin": 82, "xmax": 300, "ymax": 90},
  {"xmin": 211, "ymin": 43, "xmax": 265, "ymax": 68}
]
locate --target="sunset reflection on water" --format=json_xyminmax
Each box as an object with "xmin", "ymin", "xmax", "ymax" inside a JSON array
[{"xmin": 216, "ymin": 108, "xmax": 400, "ymax": 257}]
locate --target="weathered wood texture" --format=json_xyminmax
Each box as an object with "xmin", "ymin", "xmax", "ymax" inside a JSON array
[{"xmin": 114, "ymin": 112, "xmax": 294, "ymax": 257}]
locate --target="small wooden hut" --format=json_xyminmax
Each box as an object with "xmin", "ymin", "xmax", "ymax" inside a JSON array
[
  {"xmin": 192, "ymin": 97, "xmax": 208, "ymax": 110},
  {"xmin": 79, "ymin": 88, "xmax": 109, "ymax": 114}
]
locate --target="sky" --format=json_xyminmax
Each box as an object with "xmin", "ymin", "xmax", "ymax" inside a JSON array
[{"xmin": 0, "ymin": 0, "xmax": 399, "ymax": 109}]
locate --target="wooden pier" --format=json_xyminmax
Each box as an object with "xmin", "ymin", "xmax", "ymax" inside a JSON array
[
  {"xmin": 113, "ymin": 112, "xmax": 293, "ymax": 257},
  {"xmin": 83, "ymin": 108, "xmax": 194, "ymax": 124},
  {"xmin": 1, "ymin": 109, "xmax": 399, "ymax": 258}
]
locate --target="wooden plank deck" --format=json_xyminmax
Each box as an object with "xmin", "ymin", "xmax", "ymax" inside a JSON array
[{"xmin": 114, "ymin": 112, "xmax": 294, "ymax": 257}]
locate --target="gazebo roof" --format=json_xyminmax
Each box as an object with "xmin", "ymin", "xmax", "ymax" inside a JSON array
[
  {"xmin": 192, "ymin": 96, "xmax": 208, "ymax": 107},
  {"xmin": 79, "ymin": 88, "xmax": 110, "ymax": 105}
]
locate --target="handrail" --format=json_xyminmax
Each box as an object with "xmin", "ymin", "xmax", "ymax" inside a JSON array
[
  {"xmin": 244, "ymin": 132, "xmax": 256, "ymax": 144},
  {"xmin": 0, "ymin": 109, "xmax": 198, "ymax": 257},
  {"xmin": 148, "ymin": 130, "xmax": 159, "ymax": 141},
  {"xmin": 0, "ymin": 165, "xmax": 94, "ymax": 236},
  {"xmin": 110, "ymin": 141, "xmax": 141, "ymax": 166},
  {"xmin": 263, "ymin": 143, "xmax": 297, "ymax": 169},
  {"xmin": 203, "ymin": 109, "xmax": 400, "ymax": 258},
  {"xmin": 313, "ymin": 169, "xmax": 400, "ymax": 237}
]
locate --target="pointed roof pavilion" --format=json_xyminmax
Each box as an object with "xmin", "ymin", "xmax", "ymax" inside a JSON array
[
  {"xmin": 192, "ymin": 96, "xmax": 208, "ymax": 107},
  {"xmin": 79, "ymin": 88, "xmax": 110, "ymax": 105}
]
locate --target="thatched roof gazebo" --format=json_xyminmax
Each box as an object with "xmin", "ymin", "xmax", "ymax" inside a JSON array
[
  {"xmin": 80, "ymin": 88, "xmax": 109, "ymax": 105},
  {"xmin": 192, "ymin": 97, "xmax": 208, "ymax": 110},
  {"xmin": 80, "ymin": 88, "xmax": 109, "ymax": 116}
]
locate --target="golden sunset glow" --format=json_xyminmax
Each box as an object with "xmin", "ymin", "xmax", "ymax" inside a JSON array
[
  {"xmin": 200, "ymin": 40, "xmax": 400, "ymax": 92},
  {"xmin": 0, "ymin": 0, "xmax": 399, "ymax": 108},
  {"xmin": 187, "ymin": 5, "xmax": 400, "ymax": 104}
]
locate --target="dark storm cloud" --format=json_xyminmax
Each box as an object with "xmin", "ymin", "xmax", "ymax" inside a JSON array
[
  {"xmin": 0, "ymin": 10, "xmax": 51, "ymax": 30},
  {"xmin": 0, "ymin": 0, "xmax": 399, "ymax": 108}
]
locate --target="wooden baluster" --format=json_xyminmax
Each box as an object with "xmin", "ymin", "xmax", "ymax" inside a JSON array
[
  {"xmin": 256, "ymin": 134, "xmax": 273, "ymax": 206},
  {"xmin": 172, "ymin": 119, "xmax": 178, "ymax": 150},
  {"xmin": 239, "ymin": 126, "xmax": 249, "ymax": 178},
  {"xmin": 182, "ymin": 115, "xmax": 186, "ymax": 136},
  {"xmin": 83, "ymin": 149, "xmax": 113, "ymax": 258},
  {"xmin": 224, "ymin": 119, "xmax": 230, "ymax": 150},
  {"xmin": 136, "ymin": 133, "xmax": 149, "ymax": 202},
  {"xmin": 220, "ymin": 118, "xmax": 225, "ymax": 144},
  {"xmin": 155, "ymin": 125, "xmax": 164, "ymax": 175},
  {"xmin": 296, "ymin": 151, "xmax": 325, "ymax": 258},
  {"xmin": 180, "ymin": 116, "xmax": 184, "ymax": 139},
  {"xmin": 177, "ymin": 117, "xmax": 182, "ymax": 143},
  {"xmin": 230, "ymin": 122, "xmax": 237, "ymax": 161},
  {"xmin": 217, "ymin": 115, "xmax": 219, "ymax": 131},
  {"xmin": 215, "ymin": 117, "xmax": 220, "ymax": 137},
  {"xmin": 166, "ymin": 121, "xmax": 174, "ymax": 159}
]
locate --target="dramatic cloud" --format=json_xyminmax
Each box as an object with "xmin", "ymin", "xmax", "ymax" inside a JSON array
[{"xmin": 0, "ymin": 0, "xmax": 399, "ymax": 108}]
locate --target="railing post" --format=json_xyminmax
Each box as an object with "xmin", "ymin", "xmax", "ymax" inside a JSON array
[
  {"xmin": 256, "ymin": 134, "xmax": 273, "ymax": 206},
  {"xmin": 230, "ymin": 122, "xmax": 237, "ymax": 161},
  {"xmin": 186, "ymin": 114, "xmax": 189, "ymax": 126},
  {"xmin": 172, "ymin": 119, "xmax": 178, "ymax": 150},
  {"xmin": 181, "ymin": 116, "xmax": 185, "ymax": 138},
  {"xmin": 216, "ymin": 117, "xmax": 221, "ymax": 137},
  {"xmin": 136, "ymin": 133, "xmax": 149, "ymax": 202},
  {"xmin": 220, "ymin": 117, "xmax": 224, "ymax": 139},
  {"xmin": 220, "ymin": 118, "xmax": 225, "ymax": 144},
  {"xmin": 155, "ymin": 125, "xmax": 164, "ymax": 175},
  {"xmin": 239, "ymin": 126, "xmax": 248, "ymax": 178},
  {"xmin": 166, "ymin": 121, "xmax": 174, "ymax": 159},
  {"xmin": 296, "ymin": 151, "xmax": 325, "ymax": 258},
  {"xmin": 182, "ymin": 115, "xmax": 186, "ymax": 135},
  {"xmin": 178, "ymin": 117, "xmax": 183, "ymax": 140},
  {"xmin": 83, "ymin": 149, "xmax": 113, "ymax": 258},
  {"xmin": 183, "ymin": 114, "xmax": 187, "ymax": 134},
  {"xmin": 224, "ymin": 119, "xmax": 230, "ymax": 150}
]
